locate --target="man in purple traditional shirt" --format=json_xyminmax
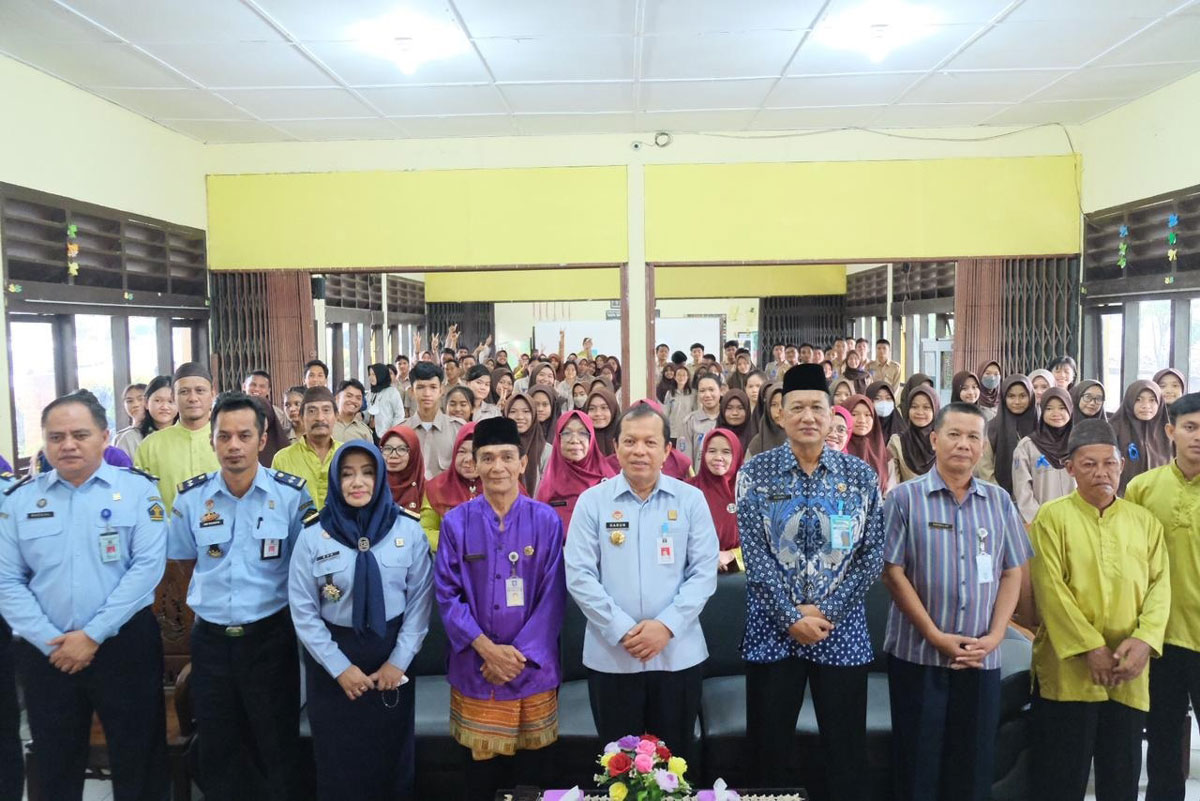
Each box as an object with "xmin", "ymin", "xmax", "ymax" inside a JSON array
[{"xmin": 434, "ymin": 416, "xmax": 566, "ymax": 801}]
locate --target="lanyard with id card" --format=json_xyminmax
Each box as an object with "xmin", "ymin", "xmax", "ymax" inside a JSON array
[
  {"xmin": 829, "ymin": 501, "xmax": 855, "ymax": 552},
  {"xmin": 657, "ymin": 523, "xmax": 675, "ymax": 565},
  {"xmin": 975, "ymin": 528, "xmax": 993, "ymax": 584},
  {"xmin": 99, "ymin": 508, "xmax": 120, "ymax": 563},
  {"xmin": 505, "ymin": 551, "xmax": 525, "ymax": 607}
]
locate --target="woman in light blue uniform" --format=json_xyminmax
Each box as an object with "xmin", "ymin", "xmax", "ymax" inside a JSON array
[{"xmin": 289, "ymin": 441, "xmax": 433, "ymax": 801}]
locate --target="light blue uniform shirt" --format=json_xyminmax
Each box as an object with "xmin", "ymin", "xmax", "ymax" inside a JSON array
[
  {"xmin": 288, "ymin": 512, "xmax": 434, "ymax": 678},
  {"xmin": 565, "ymin": 471, "xmax": 719, "ymax": 673},
  {"xmin": 167, "ymin": 466, "xmax": 314, "ymax": 626},
  {"xmin": 0, "ymin": 462, "xmax": 166, "ymax": 654}
]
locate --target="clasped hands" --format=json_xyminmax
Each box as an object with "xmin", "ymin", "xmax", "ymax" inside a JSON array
[
  {"xmin": 472, "ymin": 634, "xmax": 528, "ymax": 686},
  {"xmin": 335, "ymin": 662, "xmax": 407, "ymax": 701},
  {"xmin": 620, "ymin": 620, "xmax": 673, "ymax": 662},
  {"xmin": 1085, "ymin": 639, "xmax": 1151, "ymax": 687}
]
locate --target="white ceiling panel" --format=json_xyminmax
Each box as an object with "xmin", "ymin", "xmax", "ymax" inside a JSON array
[
  {"xmin": 752, "ymin": 105, "xmax": 886, "ymax": 129},
  {"xmin": 982, "ymin": 98, "xmax": 1122, "ymax": 125},
  {"xmin": 454, "ymin": 0, "xmax": 635, "ymax": 37},
  {"xmin": 217, "ymin": 87, "xmax": 373, "ymax": 119},
  {"xmin": 947, "ymin": 18, "xmax": 1135, "ymax": 69},
  {"xmin": 1005, "ymin": 0, "xmax": 1189, "ymax": 22},
  {"xmin": 787, "ymin": 23, "xmax": 981, "ymax": 75},
  {"xmin": 501, "ymin": 82, "xmax": 635, "ymax": 113},
  {"xmin": 638, "ymin": 109, "xmax": 758, "ymax": 131},
  {"xmin": 359, "ymin": 84, "xmax": 507, "ymax": 116},
  {"xmin": 395, "ymin": 114, "xmax": 517, "ymax": 138},
  {"xmin": 160, "ymin": 118, "xmax": 293, "ymax": 143},
  {"xmin": 643, "ymin": 0, "xmax": 823, "ymax": 35},
  {"xmin": 64, "ymin": 0, "xmax": 283, "ymax": 44},
  {"xmin": 271, "ymin": 117, "xmax": 402, "ymax": 140},
  {"xmin": 254, "ymin": 0, "xmax": 456, "ymax": 42},
  {"xmin": 514, "ymin": 113, "xmax": 639, "ymax": 135},
  {"xmin": 1029, "ymin": 62, "xmax": 1200, "ymax": 101},
  {"xmin": 765, "ymin": 73, "xmax": 918, "ymax": 107},
  {"xmin": 0, "ymin": 0, "xmax": 119, "ymax": 42},
  {"xmin": 875, "ymin": 102, "xmax": 1012, "ymax": 127},
  {"xmin": 474, "ymin": 35, "xmax": 636, "ymax": 82},
  {"xmin": 641, "ymin": 78, "xmax": 775, "ymax": 111},
  {"xmin": 891, "ymin": 0, "xmax": 1014, "ymax": 25},
  {"xmin": 0, "ymin": 41, "xmax": 188, "ymax": 88},
  {"xmin": 642, "ymin": 31, "xmax": 801, "ymax": 79},
  {"xmin": 303, "ymin": 41, "xmax": 491, "ymax": 86},
  {"xmin": 903, "ymin": 69, "xmax": 1070, "ymax": 103},
  {"xmin": 95, "ymin": 87, "xmax": 254, "ymax": 119},
  {"xmin": 1090, "ymin": 15, "xmax": 1200, "ymax": 66},
  {"xmin": 144, "ymin": 41, "xmax": 336, "ymax": 87}
]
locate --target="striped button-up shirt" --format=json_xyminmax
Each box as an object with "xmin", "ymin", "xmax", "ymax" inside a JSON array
[{"xmin": 882, "ymin": 468, "xmax": 1032, "ymax": 669}]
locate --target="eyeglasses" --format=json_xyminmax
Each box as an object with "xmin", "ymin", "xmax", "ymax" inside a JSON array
[
  {"xmin": 559, "ymin": 430, "xmax": 591, "ymax": 442},
  {"xmin": 381, "ymin": 445, "xmax": 410, "ymax": 457},
  {"xmin": 1080, "ymin": 393, "xmax": 1103, "ymax": 404}
]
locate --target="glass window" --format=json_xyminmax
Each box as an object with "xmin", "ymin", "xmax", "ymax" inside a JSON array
[
  {"xmin": 342, "ymin": 325, "xmax": 351, "ymax": 384},
  {"xmin": 172, "ymin": 325, "xmax": 193, "ymax": 367},
  {"xmin": 10, "ymin": 319, "xmax": 59, "ymax": 461},
  {"xmin": 1190, "ymin": 298, "xmax": 1200, "ymax": 392},
  {"xmin": 129, "ymin": 316, "xmax": 159, "ymax": 383},
  {"xmin": 75, "ymin": 315, "xmax": 116, "ymax": 432},
  {"xmin": 1137, "ymin": 300, "xmax": 1172, "ymax": 380},
  {"xmin": 325, "ymin": 325, "xmax": 334, "ymax": 369},
  {"xmin": 1100, "ymin": 313, "xmax": 1123, "ymax": 414}
]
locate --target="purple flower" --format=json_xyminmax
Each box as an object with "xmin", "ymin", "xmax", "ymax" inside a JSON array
[
  {"xmin": 617, "ymin": 735, "xmax": 641, "ymax": 750},
  {"xmin": 655, "ymin": 769, "xmax": 680, "ymax": 792}
]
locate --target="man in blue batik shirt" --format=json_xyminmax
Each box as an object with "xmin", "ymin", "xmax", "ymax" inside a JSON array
[{"xmin": 737, "ymin": 363, "xmax": 884, "ymax": 801}]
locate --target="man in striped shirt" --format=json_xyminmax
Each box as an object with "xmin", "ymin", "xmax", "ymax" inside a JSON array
[{"xmin": 881, "ymin": 401, "xmax": 1032, "ymax": 801}]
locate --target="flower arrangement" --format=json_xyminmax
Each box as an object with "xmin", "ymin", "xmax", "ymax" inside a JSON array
[{"xmin": 595, "ymin": 734, "xmax": 691, "ymax": 801}]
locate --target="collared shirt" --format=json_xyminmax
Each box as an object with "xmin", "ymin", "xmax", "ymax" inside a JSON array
[
  {"xmin": 367, "ymin": 386, "xmax": 406, "ymax": 438},
  {"xmin": 1030, "ymin": 492, "xmax": 1170, "ymax": 710},
  {"xmin": 882, "ymin": 468, "xmax": 1032, "ymax": 669},
  {"xmin": 167, "ymin": 466, "xmax": 314, "ymax": 625},
  {"xmin": 1126, "ymin": 462, "xmax": 1200, "ymax": 653},
  {"xmin": 0, "ymin": 463, "xmax": 166, "ymax": 653},
  {"xmin": 435, "ymin": 494, "xmax": 566, "ymax": 701},
  {"xmin": 565, "ymin": 472, "xmax": 718, "ymax": 674},
  {"xmin": 271, "ymin": 437, "xmax": 341, "ymax": 510},
  {"xmin": 332, "ymin": 417, "xmax": 374, "ymax": 444},
  {"xmin": 866, "ymin": 359, "xmax": 903, "ymax": 391},
  {"xmin": 403, "ymin": 411, "xmax": 463, "ymax": 479},
  {"xmin": 133, "ymin": 421, "xmax": 220, "ymax": 511},
  {"xmin": 288, "ymin": 512, "xmax": 433, "ymax": 679},
  {"xmin": 676, "ymin": 409, "xmax": 717, "ymax": 461},
  {"xmin": 736, "ymin": 444, "xmax": 884, "ymax": 666}
]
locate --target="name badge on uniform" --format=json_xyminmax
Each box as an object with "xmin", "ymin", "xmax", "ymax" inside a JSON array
[
  {"xmin": 99, "ymin": 533, "xmax": 120, "ymax": 563},
  {"xmin": 505, "ymin": 551, "xmax": 524, "ymax": 607},
  {"xmin": 261, "ymin": 538, "xmax": 282, "ymax": 560},
  {"xmin": 657, "ymin": 533, "xmax": 675, "ymax": 565},
  {"xmin": 976, "ymin": 527, "xmax": 993, "ymax": 584},
  {"xmin": 829, "ymin": 502, "xmax": 854, "ymax": 551}
]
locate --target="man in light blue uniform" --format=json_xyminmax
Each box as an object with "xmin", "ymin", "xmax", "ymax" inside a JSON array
[
  {"xmin": 168, "ymin": 392, "xmax": 314, "ymax": 801},
  {"xmin": 0, "ymin": 469, "xmax": 20, "ymax": 801},
  {"xmin": 566, "ymin": 402, "xmax": 718, "ymax": 764},
  {"xmin": 0, "ymin": 389, "xmax": 167, "ymax": 801}
]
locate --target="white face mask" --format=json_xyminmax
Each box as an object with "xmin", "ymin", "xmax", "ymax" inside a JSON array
[
  {"xmin": 874, "ymin": 400, "xmax": 895, "ymax": 418},
  {"xmin": 573, "ymin": 396, "xmax": 587, "ymax": 409},
  {"xmin": 981, "ymin": 375, "xmax": 1002, "ymax": 390}
]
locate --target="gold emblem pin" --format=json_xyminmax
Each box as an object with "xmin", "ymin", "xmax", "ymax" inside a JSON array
[
  {"xmin": 112, "ymin": 493, "xmax": 122, "ymax": 502},
  {"xmin": 668, "ymin": 509, "xmax": 678, "ymax": 521},
  {"xmin": 395, "ymin": 537, "xmax": 405, "ymax": 547},
  {"xmin": 36, "ymin": 498, "xmax": 47, "ymax": 508},
  {"xmin": 268, "ymin": 500, "xmax": 276, "ymax": 510},
  {"xmin": 610, "ymin": 531, "xmax": 626, "ymax": 546},
  {"xmin": 524, "ymin": 545, "xmax": 534, "ymax": 556}
]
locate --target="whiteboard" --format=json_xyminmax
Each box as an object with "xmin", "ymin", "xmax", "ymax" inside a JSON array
[
  {"xmin": 532, "ymin": 320, "xmax": 621, "ymax": 357},
  {"xmin": 653, "ymin": 317, "xmax": 723, "ymax": 357}
]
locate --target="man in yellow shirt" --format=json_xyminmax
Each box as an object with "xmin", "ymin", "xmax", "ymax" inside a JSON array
[
  {"xmin": 134, "ymin": 362, "xmax": 220, "ymax": 511},
  {"xmin": 271, "ymin": 387, "xmax": 341, "ymax": 509},
  {"xmin": 1126, "ymin": 392, "xmax": 1200, "ymax": 801},
  {"xmin": 1029, "ymin": 418, "xmax": 1170, "ymax": 801}
]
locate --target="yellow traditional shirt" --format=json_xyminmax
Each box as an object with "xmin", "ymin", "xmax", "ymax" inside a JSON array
[
  {"xmin": 270, "ymin": 437, "xmax": 341, "ymax": 510},
  {"xmin": 418, "ymin": 493, "xmax": 441, "ymax": 553},
  {"xmin": 1029, "ymin": 491, "xmax": 1170, "ymax": 711},
  {"xmin": 1126, "ymin": 462, "xmax": 1200, "ymax": 653},
  {"xmin": 133, "ymin": 422, "xmax": 220, "ymax": 511}
]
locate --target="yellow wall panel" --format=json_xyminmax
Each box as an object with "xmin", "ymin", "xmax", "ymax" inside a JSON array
[
  {"xmin": 207, "ymin": 166, "xmax": 628, "ymax": 270},
  {"xmin": 424, "ymin": 267, "xmax": 620, "ymax": 302},
  {"xmin": 645, "ymin": 156, "xmax": 1080, "ymax": 262},
  {"xmin": 655, "ymin": 264, "xmax": 844, "ymax": 298}
]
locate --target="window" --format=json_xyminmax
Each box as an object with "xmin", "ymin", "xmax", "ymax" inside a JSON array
[
  {"xmin": 129, "ymin": 316, "xmax": 159, "ymax": 382},
  {"xmin": 1100, "ymin": 312, "xmax": 1124, "ymax": 414},
  {"xmin": 172, "ymin": 325, "xmax": 193, "ymax": 367},
  {"xmin": 10, "ymin": 319, "xmax": 58, "ymax": 461},
  {"xmin": 1136, "ymin": 300, "xmax": 1172, "ymax": 380},
  {"xmin": 1191, "ymin": 299, "xmax": 1200, "ymax": 392},
  {"xmin": 75, "ymin": 315, "xmax": 116, "ymax": 432}
]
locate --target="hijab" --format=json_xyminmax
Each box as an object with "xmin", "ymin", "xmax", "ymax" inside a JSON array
[
  {"xmin": 1028, "ymin": 369, "xmax": 1054, "ymax": 397},
  {"xmin": 688, "ymin": 429, "xmax": 743, "ymax": 551},
  {"xmin": 527, "ymin": 361, "xmax": 558, "ymax": 394},
  {"xmin": 1028, "ymin": 386, "xmax": 1073, "ymax": 470},
  {"xmin": 951, "ymin": 371, "xmax": 980, "ymax": 405},
  {"xmin": 380, "ymin": 425, "xmax": 425, "ymax": 513},
  {"xmin": 487, "ymin": 367, "xmax": 513, "ymax": 405},
  {"xmin": 899, "ymin": 373, "xmax": 934, "ymax": 417},
  {"xmin": 586, "ymin": 387, "xmax": 621, "ymax": 456},
  {"xmin": 320, "ymin": 442, "xmax": 398, "ymax": 638},
  {"xmin": 504, "ymin": 393, "xmax": 547, "ymax": 494},
  {"xmin": 536, "ymin": 410, "xmax": 618, "ymax": 531},
  {"xmin": 841, "ymin": 353, "xmax": 871, "ymax": 395},
  {"xmin": 1111, "ymin": 379, "xmax": 1172, "ymax": 492},
  {"xmin": 656, "ymin": 365, "xmax": 676, "ymax": 403},
  {"xmin": 844, "ymin": 393, "xmax": 889, "ymax": 488},
  {"xmin": 831, "ymin": 405, "xmax": 853, "ymax": 453},
  {"xmin": 866, "ymin": 380, "xmax": 906, "ymax": 442},
  {"xmin": 830, "ymin": 378, "xmax": 856, "ymax": 408},
  {"xmin": 897, "ymin": 385, "xmax": 940, "ymax": 476},
  {"xmin": 424, "ymin": 422, "xmax": 479, "ymax": 518},
  {"xmin": 528, "ymin": 384, "xmax": 562, "ymax": 440},
  {"xmin": 717, "ymin": 389, "xmax": 753, "ymax": 449},
  {"xmin": 1070, "ymin": 379, "xmax": 1108, "ymax": 421},
  {"xmin": 747, "ymin": 383, "xmax": 787, "ymax": 456},
  {"xmin": 986, "ymin": 374, "xmax": 1038, "ymax": 494},
  {"xmin": 1154, "ymin": 368, "xmax": 1187, "ymax": 406},
  {"xmin": 977, "ymin": 361, "xmax": 1003, "ymax": 409},
  {"xmin": 368, "ymin": 363, "xmax": 392, "ymax": 391},
  {"xmin": 607, "ymin": 357, "xmax": 624, "ymax": 391}
]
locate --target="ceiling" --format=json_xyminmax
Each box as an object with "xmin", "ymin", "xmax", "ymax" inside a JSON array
[{"xmin": 3, "ymin": 0, "xmax": 1200, "ymax": 143}]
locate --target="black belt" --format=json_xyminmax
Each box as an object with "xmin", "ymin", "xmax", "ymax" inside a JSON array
[{"xmin": 195, "ymin": 608, "xmax": 289, "ymax": 638}]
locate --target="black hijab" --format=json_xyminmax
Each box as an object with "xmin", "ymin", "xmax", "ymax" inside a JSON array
[{"xmin": 986, "ymin": 374, "xmax": 1037, "ymax": 494}]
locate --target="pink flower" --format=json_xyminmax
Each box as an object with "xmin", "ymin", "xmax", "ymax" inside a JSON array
[
  {"xmin": 634, "ymin": 754, "xmax": 654, "ymax": 773},
  {"xmin": 654, "ymin": 769, "xmax": 679, "ymax": 792},
  {"xmin": 636, "ymin": 740, "xmax": 657, "ymax": 756}
]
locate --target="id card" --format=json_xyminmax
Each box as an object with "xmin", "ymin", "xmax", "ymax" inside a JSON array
[
  {"xmin": 99, "ymin": 532, "xmax": 120, "ymax": 563},
  {"xmin": 657, "ymin": 536, "xmax": 675, "ymax": 565},
  {"xmin": 976, "ymin": 552, "xmax": 994, "ymax": 584},
  {"xmin": 261, "ymin": 538, "xmax": 282, "ymax": 560},
  {"xmin": 829, "ymin": 514, "xmax": 855, "ymax": 551},
  {"xmin": 505, "ymin": 577, "xmax": 525, "ymax": 607}
]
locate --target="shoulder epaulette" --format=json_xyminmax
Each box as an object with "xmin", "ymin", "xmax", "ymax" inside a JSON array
[
  {"xmin": 273, "ymin": 470, "xmax": 307, "ymax": 490},
  {"xmin": 176, "ymin": 473, "xmax": 210, "ymax": 495},
  {"xmin": 0, "ymin": 471, "xmax": 12, "ymax": 481},
  {"xmin": 3, "ymin": 476, "xmax": 32, "ymax": 496},
  {"xmin": 126, "ymin": 466, "xmax": 160, "ymax": 484},
  {"xmin": 302, "ymin": 507, "xmax": 321, "ymax": 527},
  {"xmin": 399, "ymin": 506, "xmax": 420, "ymax": 521}
]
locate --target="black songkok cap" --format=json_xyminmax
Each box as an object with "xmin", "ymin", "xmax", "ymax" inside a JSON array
[
  {"xmin": 1067, "ymin": 418, "xmax": 1119, "ymax": 456},
  {"xmin": 173, "ymin": 361, "xmax": 212, "ymax": 383},
  {"xmin": 782, "ymin": 363, "xmax": 829, "ymax": 396},
  {"xmin": 473, "ymin": 416, "xmax": 521, "ymax": 449}
]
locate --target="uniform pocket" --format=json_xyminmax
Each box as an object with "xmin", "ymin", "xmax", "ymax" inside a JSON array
[{"xmin": 18, "ymin": 516, "xmax": 64, "ymax": 567}]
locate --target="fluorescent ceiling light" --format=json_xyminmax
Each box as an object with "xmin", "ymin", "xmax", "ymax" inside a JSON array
[
  {"xmin": 812, "ymin": 0, "xmax": 940, "ymax": 63},
  {"xmin": 347, "ymin": 8, "xmax": 470, "ymax": 75}
]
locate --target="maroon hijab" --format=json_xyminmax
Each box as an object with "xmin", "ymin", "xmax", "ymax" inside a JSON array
[
  {"xmin": 535, "ymin": 410, "xmax": 617, "ymax": 532},
  {"xmin": 844, "ymin": 393, "xmax": 889, "ymax": 488},
  {"xmin": 688, "ymin": 428, "xmax": 743, "ymax": 552}
]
